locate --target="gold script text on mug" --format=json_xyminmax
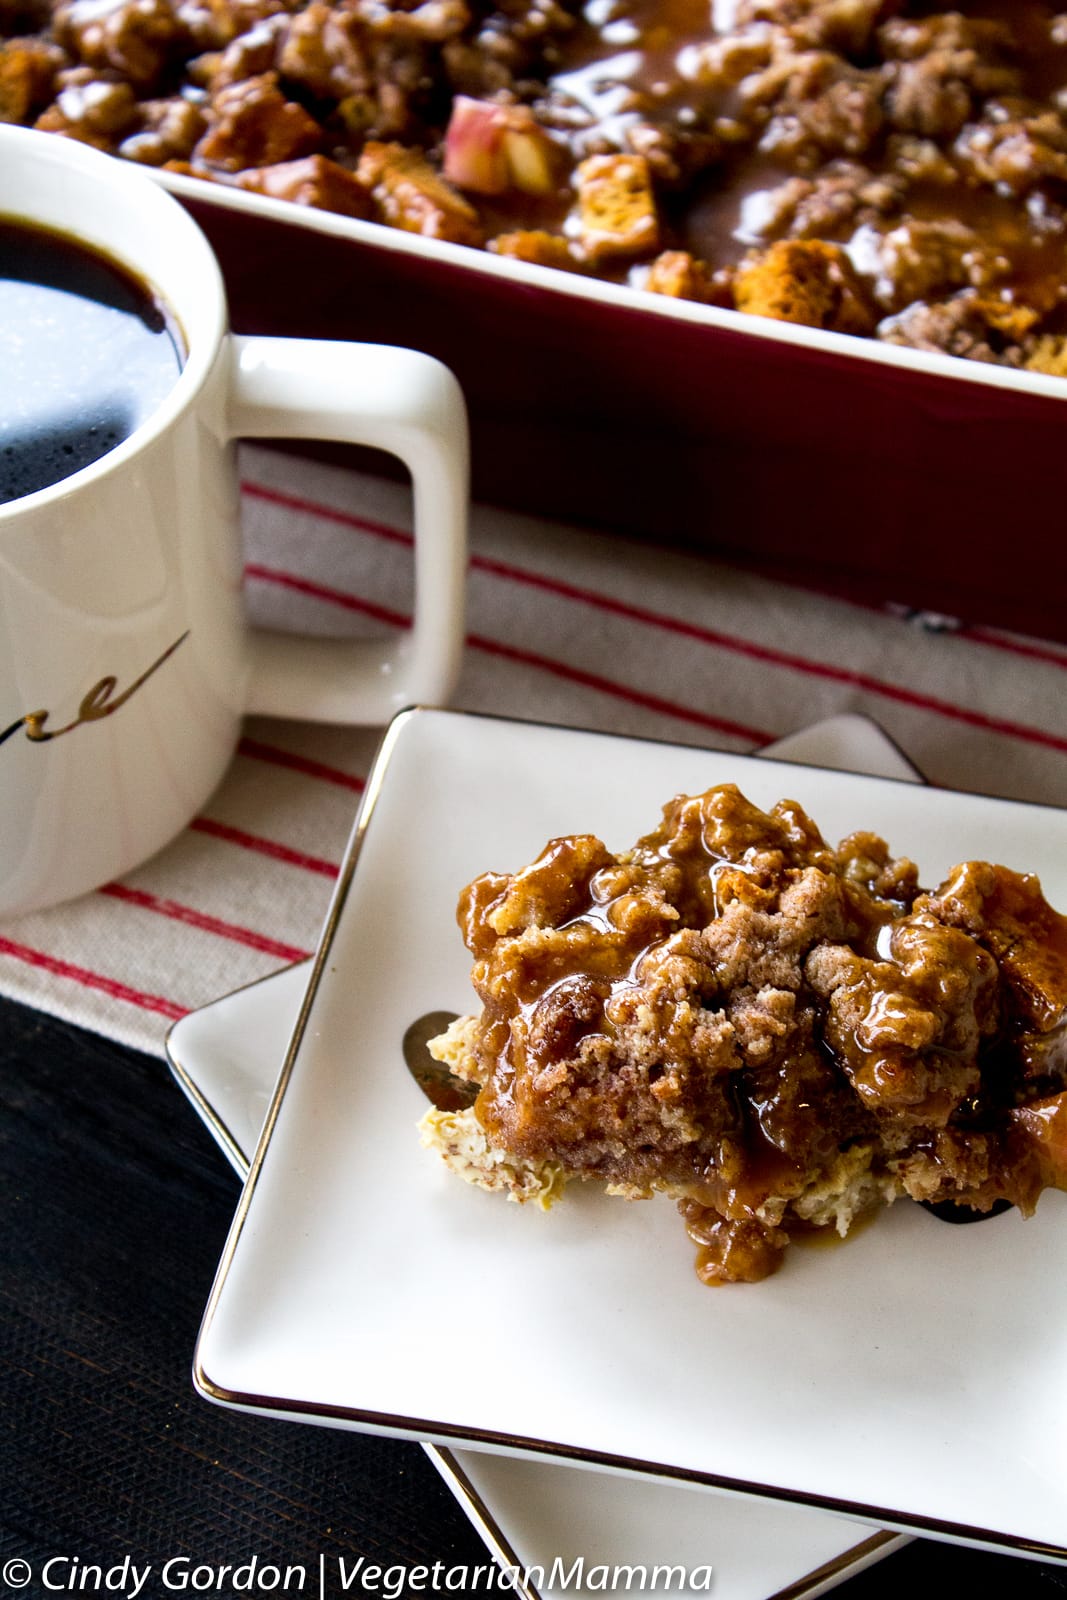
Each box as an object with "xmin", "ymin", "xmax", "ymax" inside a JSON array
[{"xmin": 0, "ymin": 631, "xmax": 189, "ymax": 750}]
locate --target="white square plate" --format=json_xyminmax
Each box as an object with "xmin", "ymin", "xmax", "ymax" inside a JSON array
[
  {"xmin": 172, "ymin": 716, "xmax": 916, "ymax": 1600},
  {"xmin": 194, "ymin": 709, "xmax": 1067, "ymax": 1561}
]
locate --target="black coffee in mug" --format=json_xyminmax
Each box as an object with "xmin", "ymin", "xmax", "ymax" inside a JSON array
[{"xmin": 0, "ymin": 217, "xmax": 184, "ymax": 505}]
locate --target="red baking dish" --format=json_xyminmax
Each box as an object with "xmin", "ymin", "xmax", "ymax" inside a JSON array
[{"xmin": 159, "ymin": 170, "xmax": 1067, "ymax": 639}]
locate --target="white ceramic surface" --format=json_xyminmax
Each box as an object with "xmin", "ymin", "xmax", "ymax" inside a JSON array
[
  {"xmin": 169, "ymin": 715, "xmax": 917, "ymax": 1600},
  {"xmin": 0, "ymin": 126, "xmax": 467, "ymax": 916},
  {"xmin": 192, "ymin": 707, "xmax": 1067, "ymax": 1561}
]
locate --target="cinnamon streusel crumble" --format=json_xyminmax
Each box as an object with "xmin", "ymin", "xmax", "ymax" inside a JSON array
[
  {"xmin": 420, "ymin": 783, "xmax": 1067, "ymax": 1283},
  {"xmin": 9, "ymin": 3, "xmax": 1067, "ymax": 369}
]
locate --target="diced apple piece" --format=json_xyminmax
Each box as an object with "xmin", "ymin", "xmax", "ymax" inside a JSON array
[
  {"xmin": 443, "ymin": 95, "xmax": 507, "ymax": 192},
  {"xmin": 444, "ymin": 95, "xmax": 557, "ymax": 196},
  {"xmin": 501, "ymin": 122, "xmax": 555, "ymax": 196}
]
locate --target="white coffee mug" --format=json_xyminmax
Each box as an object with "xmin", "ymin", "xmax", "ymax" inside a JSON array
[{"xmin": 0, "ymin": 125, "xmax": 468, "ymax": 918}]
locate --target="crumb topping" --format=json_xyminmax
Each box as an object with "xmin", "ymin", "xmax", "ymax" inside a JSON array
[{"xmin": 421, "ymin": 783, "xmax": 1067, "ymax": 1284}]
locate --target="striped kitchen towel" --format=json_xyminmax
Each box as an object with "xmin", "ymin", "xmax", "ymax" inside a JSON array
[{"xmin": 1, "ymin": 442, "xmax": 1065, "ymax": 1057}]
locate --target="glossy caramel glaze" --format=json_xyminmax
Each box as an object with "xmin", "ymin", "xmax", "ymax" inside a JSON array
[
  {"xmin": 435, "ymin": 785, "xmax": 1067, "ymax": 1284},
  {"xmin": 7, "ymin": 2, "xmax": 1067, "ymax": 368}
]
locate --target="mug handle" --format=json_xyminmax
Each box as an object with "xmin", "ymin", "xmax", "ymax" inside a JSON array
[{"xmin": 226, "ymin": 335, "xmax": 468, "ymax": 723}]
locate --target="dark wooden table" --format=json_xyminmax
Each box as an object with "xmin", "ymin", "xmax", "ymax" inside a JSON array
[{"xmin": 1, "ymin": 997, "xmax": 1064, "ymax": 1599}]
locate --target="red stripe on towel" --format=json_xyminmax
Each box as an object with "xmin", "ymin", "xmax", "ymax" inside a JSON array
[
  {"xmin": 99, "ymin": 883, "xmax": 311, "ymax": 962},
  {"xmin": 0, "ymin": 936, "xmax": 186, "ymax": 1020}
]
